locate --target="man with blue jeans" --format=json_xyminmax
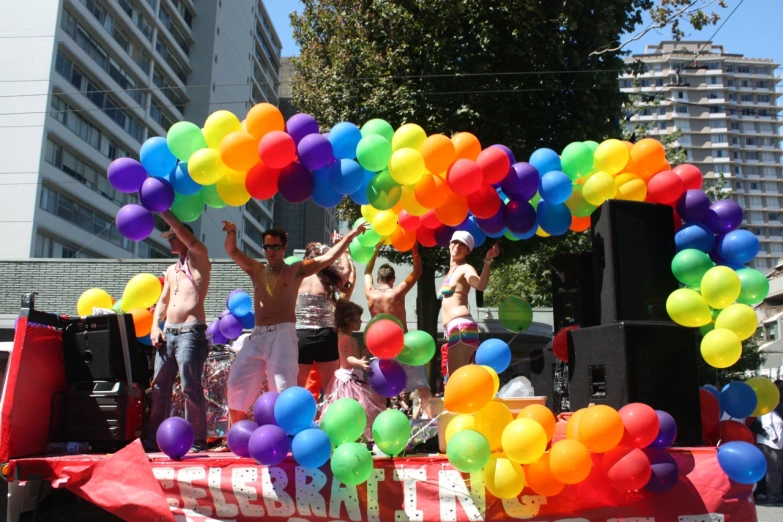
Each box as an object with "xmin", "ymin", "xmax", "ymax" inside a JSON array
[{"xmin": 143, "ymin": 214, "xmax": 211, "ymax": 453}]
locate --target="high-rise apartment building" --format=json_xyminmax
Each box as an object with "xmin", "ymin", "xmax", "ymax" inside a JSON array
[
  {"xmin": 621, "ymin": 41, "xmax": 782, "ymax": 269},
  {"xmin": 0, "ymin": 0, "xmax": 281, "ymax": 260}
]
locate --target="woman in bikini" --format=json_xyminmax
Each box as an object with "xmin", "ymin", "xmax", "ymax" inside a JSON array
[{"xmin": 439, "ymin": 230, "xmax": 500, "ymax": 378}]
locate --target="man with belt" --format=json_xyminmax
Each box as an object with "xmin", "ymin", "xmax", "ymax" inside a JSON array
[
  {"xmin": 222, "ymin": 220, "xmax": 368, "ymax": 425},
  {"xmin": 143, "ymin": 212, "xmax": 211, "ymax": 453}
]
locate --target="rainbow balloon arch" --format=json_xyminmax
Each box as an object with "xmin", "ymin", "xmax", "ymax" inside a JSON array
[{"xmin": 99, "ymin": 102, "xmax": 776, "ymax": 499}]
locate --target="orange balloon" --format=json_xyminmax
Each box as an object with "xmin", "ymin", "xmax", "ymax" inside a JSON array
[
  {"xmin": 524, "ymin": 452, "xmax": 565, "ymax": 497},
  {"xmin": 569, "ymin": 215, "xmax": 591, "ymax": 232},
  {"xmin": 444, "ymin": 365, "xmax": 495, "ymax": 414},
  {"xmin": 390, "ymin": 226, "xmax": 417, "ymax": 252},
  {"xmin": 130, "ymin": 308, "xmax": 153, "ymax": 337},
  {"xmin": 451, "ymin": 132, "xmax": 481, "ymax": 161},
  {"xmin": 392, "ymin": 199, "xmax": 404, "ymax": 215},
  {"xmin": 517, "ymin": 404, "xmax": 557, "ymax": 441},
  {"xmin": 414, "ymin": 173, "xmax": 449, "ymax": 209},
  {"xmin": 549, "ymin": 439, "xmax": 592, "ymax": 484},
  {"xmin": 566, "ymin": 408, "xmax": 586, "ymax": 440},
  {"xmin": 219, "ymin": 131, "xmax": 259, "ymax": 171},
  {"xmin": 245, "ymin": 103, "xmax": 284, "ymax": 139},
  {"xmin": 629, "ymin": 138, "xmax": 666, "ymax": 181},
  {"xmin": 577, "ymin": 405, "xmax": 624, "ymax": 453},
  {"xmin": 420, "ymin": 134, "xmax": 456, "ymax": 174},
  {"xmin": 434, "ymin": 189, "xmax": 469, "ymax": 227}
]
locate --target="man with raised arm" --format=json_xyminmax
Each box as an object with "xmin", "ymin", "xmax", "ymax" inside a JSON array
[
  {"xmin": 364, "ymin": 243, "xmax": 432, "ymax": 417},
  {"xmin": 143, "ymin": 211, "xmax": 211, "ymax": 453},
  {"xmin": 222, "ymin": 221, "xmax": 368, "ymax": 424}
]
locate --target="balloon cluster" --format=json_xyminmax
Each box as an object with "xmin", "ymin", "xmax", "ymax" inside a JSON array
[{"xmin": 206, "ymin": 289, "xmax": 254, "ymax": 345}]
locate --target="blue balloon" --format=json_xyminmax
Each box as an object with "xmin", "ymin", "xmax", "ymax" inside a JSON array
[
  {"xmin": 529, "ymin": 148, "xmax": 561, "ymax": 176},
  {"xmin": 292, "ymin": 428, "xmax": 332, "ymax": 469},
  {"xmin": 537, "ymin": 201, "xmax": 572, "ymax": 236},
  {"xmin": 457, "ymin": 217, "xmax": 487, "ymax": 248},
  {"xmin": 170, "ymin": 162, "xmax": 202, "ymax": 195},
  {"xmin": 475, "ymin": 208, "xmax": 506, "ymax": 235},
  {"xmin": 719, "ymin": 381, "xmax": 757, "ymax": 419},
  {"xmin": 674, "ymin": 223, "xmax": 715, "ymax": 253},
  {"xmin": 349, "ymin": 169, "xmax": 374, "ymax": 206},
  {"xmin": 240, "ymin": 310, "xmax": 255, "ymax": 330},
  {"xmin": 503, "ymin": 199, "xmax": 537, "ymax": 235},
  {"xmin": 228, "ymin": 291, "xmax": 253, "ymax": 317},
  {"xmin": 717, "ymin": 230, "xmax": 760, "ymax": 265},
  {"xmin": 717, "ymin": 441, "xmax": 767, "ymax": 484},
  {"xmin": 508, "ymin": 225, "xmax": 537, "ymax": 240},
  {"xmin": 137, "ymin": 333, "xmax": 152, "ymax": 346},
  {"xmin": 328, "ymin": 122, "xmax": 363, "ymax": 160},
  {"xmin": 329, "ymin": 159, "xmax": 364, "ymax": 195},
  {"xmin": 475, "ymin": 338, "xmax": 511, "ymax": 374},
  {"xmin": 274, "ymin": 386, "xmax": 317, "ymax": 435},
  {"xmin": 701, "ymin": 384, "xmax": 720, "ymax": 401},
  {"xmin": 486, "ymin": 227, "xmax": 508, "ymax": 238},
  {"xmin": 311, "ymin": 168, "xmax": 344, "ymax": 208},
  {"xmin": 539, "ymin": 171, "xmax": 572, "ymax": 204},
  {"xmin": 141, "ymin": 136, "xmax": 177, "ymax": 178}
]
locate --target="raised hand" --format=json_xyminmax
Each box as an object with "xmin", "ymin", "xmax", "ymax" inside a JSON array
[
  {"xmin": 222, "ymin": 221, "xmax": 237, "ymax": 235},
  {"xmin": 486, "ymin": 242, "xmax": 500, "ymax": 261}
]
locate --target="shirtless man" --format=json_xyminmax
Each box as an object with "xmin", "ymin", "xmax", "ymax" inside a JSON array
[
  {"xmin": 223, "ymin": 221, "xmax": 368, "ymax": 424},
  {"xmin": 144, "ymin": 212, "xmax": 211, "ymax": 453},
  {"xmin": 364, "ymin": 244, "xmax": 432, "ymax": 417}
]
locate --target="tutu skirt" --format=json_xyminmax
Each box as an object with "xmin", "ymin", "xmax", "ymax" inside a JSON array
[{"xmin": 321, "ymin": 369, "xmax": 386, "ymax": 441}]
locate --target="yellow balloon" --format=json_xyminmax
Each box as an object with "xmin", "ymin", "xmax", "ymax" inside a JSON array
[
  {"xmin": 666, "ymin": 288, "xmax": 712, "ymax": 327},
  {"xmin": 372, "ymin": 210, "xmax": 398, "ymax": 237},
  {"xmin": 593, "ymin": 139, "xmax": 629, "ymax": 175},
  {"xmin": 536, "ymin": 227, "xmax": 550, "ymax": 238},
  {"xmin": 701, "ymin": 266, "xmax": 741, "ymax": 310},
  {"xmin": 715, "ymin": 304, "xmax": 757, "ymax": 340},
  {"xmin": 188, "ymin": 148, "xmax": 227, "ymax": 185},
  {"xmin": 203, "ymin": 110, "xmax": 242, "ymax": 149},
  {"xmin": 700, "ymin": 328, "xmax": 742, "ymax": 369},
  {"xmin": 361, "ymin": 204, "xmax": 379, "ymax": 222},
  {"xmin": 483, "ymin": 455, "xmax": 526, "ymax": 499},
  {"xmin": 502, "ymin": 418, "xmax": 547, "ymax": 464},
  {"xmin": 391, "ymin": 123, "xmax": 427, "ymax": 152},
  {"xmin": 77, "ymin": 288, "xmax": 113, "ymax": 316},
  {"xmin": 389, "ymin": 148, "xmax": 426, "ymax": 186},
  {"xmin": 480, "ymin": 365, "xmax": 500, "ymax": 396},
  {"xmin": 474, "ymin": 400, "xmax": 513, "ymax": 451},
  {"xmin": 582, "ymin": 171, "xmax": 616, "ymax": 206},
  {"xmin": 122, "ymin": 273, "xmax": 162, "ymax": 311},
  {"xmin": 217, "ymin": 173, "xmax": 251, "ymax": 206},
  {"xmin": 445, "ymin": 414, "xmax": 476, "ymax": 445},
  {"xmin": 400, "ymin": 185, "xmax": 429, "ymax": 216},
  {"xmin": 746, "ymin": 377, "xmax": 781, "ymax": 416},
  {"xmin": 615, "ymin": 173, "xmax": 647, "ymax": 202},
  {"xmin": 224, "ymin": 167, "xmax": 248, "ymax": 184}
]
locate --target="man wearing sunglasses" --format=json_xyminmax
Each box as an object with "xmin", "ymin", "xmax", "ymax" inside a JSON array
[{"xmin": 222, "ymin": 220, "xmax": 369, "ymax": 424}]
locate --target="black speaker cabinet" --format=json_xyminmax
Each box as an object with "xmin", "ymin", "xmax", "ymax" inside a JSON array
[
  {"xmin": 568, "ymin": 322, "xmax": 702, "ymax": 446},
  {"xmin": 551, "ymin": 252, "xmax": 597, "ymax": 333},
  {"xmin": 590, "ymin": 200, "xmax": 678, "ymax": 324}
]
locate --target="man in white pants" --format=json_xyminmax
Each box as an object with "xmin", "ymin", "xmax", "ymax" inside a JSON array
[{"xmin": 222, "ymin": 221, "xmax": 368, "ymax": 424}]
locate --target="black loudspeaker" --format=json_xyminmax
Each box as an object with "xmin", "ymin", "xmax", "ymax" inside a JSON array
[
  {"xmin": 62, "ymin": 314, "xmax": 153, "ymax": 388},
  {"xmin": 568, "ymin": 322, "xmax": 702, "ymax": 446},
  {"xmin": 590, "ymin": 200, "xmax": 678, "ymax": 324},
  {"xmin": 551, "ymin": 252, "xmax": 597, "ymax": 333}
]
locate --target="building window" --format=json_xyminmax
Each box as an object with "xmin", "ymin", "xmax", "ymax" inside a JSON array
[
  {"xmin": 675, "ymin": 105, "xmax": 688, "ymax": 114},
  {"xmin": 113, "ymin": 0, "xmax": 154, "ymax": 41},
  {"xmin": 750, "ymin": 182, "xmax": 760, "ymax": 190},
  {"xmin": 711, "ymin": 134, "xmax": 727, "ymax": 143},
  {"xmin": 49, "ymin": 95, "xmax": 134, "ymax": 161},
  {"xmin": 727, "ymin": 79, "xmax": 735, "ymax": 87},
  {"xmin": 710, "ymin": 76, "xmax": 719, "ymax": 85},
  {"xmin": 730, "ymin": 122, "xmax": 740, "ymax": 131},
  {"xmin": 243, "ymin": 219, "xmax": 264, "ymax": 246},
  {"xmin": 242, "ymin": 242, "xmax": 262, "ymax": 258},
  {"xmin": 149, "ymin": 99, "xmax": 175, "ymax": 131},
  {"xmin": 658, "ymin": 121, "xmax": 667, "ymax": 131},
  {"xmin": 737, "ymin": 66, "xmax": 751, "ymax": 74},
  {"xmin": 78, "ymin": 0, "xmax": 152, "ymax": 73},
  {"xmin": 709, "ymin": 105, "xmax": 724, "ymax": 114},
  {"xmin": 770, "ymin": 212, "xmax": 781, "ymax": 221},
  {"xmin": 158, "ymin": 6, "xmax": 190, "ymax": 55},
  {"xmin": 155, "ymin": 37, "xmax": 189, "ymax": 84},
  {"xmin": 170, "ymin": 0, "xmax": 194, "ymax": 27},
  {"xmin": 746, "ymin": 138, "xmax": 757, "ymax": 146},
  {"xmin": 35, "ymin": 231, "xmax": 99, "ymax": 258},
  {"xmin": 749, "ymin": 196, "xmax": 763, "ymax": 207},
  {"xmin": 758, "ymin": 95, "xmax": 771, "ymax": 103},
  {"xmin": 767, "ymin": 323, "xmax": 779, "ymax": 341},
  {"xmin": 746, "ymin": 152, "xmax": 760, "ymax": 161},
  {"xmin": 747, "ymin": 167, "xmax": 761, "ymax": 176},
  {"xmin": 741, "ymin": 94, "xmax": 753, "ymax": 102}
]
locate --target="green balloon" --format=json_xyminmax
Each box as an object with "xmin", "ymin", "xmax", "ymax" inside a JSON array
[
  {"xmin": 366, "ymin": 313, "xmax": 405, "ymax": 334},
  {"xmin": 166, "ymin": 121, "xmax": 207, "ymax": 162},
  {"xmin": 398, "ymin": 330, "xmax": 435, "ymax": 366},
  {"xmin": 504, "ymin": 230, "xmax": 521, "ymax": 241},
  {"xmin": 350, "ymin": 238, "xmax": 375, "ymax": 264},
  {"xmin": 560, "ymin": 142, "xmax": 594, "ymax": 181},
  {"xmin": 321, "ymin": 398, "xmax": 366, "ymax": 446},
  {"xmin": 671, "ymin": 249, "xmax": 714, "ymax": 287},
  {"xmin": 565, "ymin": 184, "xmax": 597, "ymax": 218},
  {"xmin": 111, "ymin": 299, "xmax": 123, "ymax": 313},
  {"xmin": 199, "ymin": 183, "xmax": 226, "ymax": 208},
  {"xmin": 530, "ymin": 192, "xmax": 541, "ymax": 210},
  {"xmin": 583, "ymin": 140, "xmax": 600, "ymax": 153},
  {"xmin": 357, "ymin": 223, "xmax": 381, "ymax": 248},
  {"xmin": 170, "ymin": 192, "xmax": 203, "ymax": 222},
  {"xmin": 331, "ymin": 442, "xmax": 374, "ymax": 485},
  {"xmin": 446, "ymin": 430, "xmax": 490, "ymax": 473},
  {"xmin": 736, "ymin": 268, "xmax": 770, "ymax": 306},
  {"xmin": 360, "ymin": 118, "xmax": 394, "ymax": 143},
  {"xmin": 366, "ymin": 170, "xmax": 401, "ymax": 210},
  {"xmin": 371, "ymin": 410, "xmax": 411, "ymax": 456},
  {"xmin": 356, "ymin": 135, "xmax": 392, "ymax": 172},
  {"xmin": 284, "ymin": 255, "xmax": 302, "ymax": 265},
  {"xmin": 498, "ymin": 296, "xmax": 534, "ymax": 332},
  {"xmin": 700, "ymin": 321, "xmax": 715, "ymax": 336}
]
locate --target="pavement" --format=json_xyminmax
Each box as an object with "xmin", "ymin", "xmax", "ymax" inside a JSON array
[{"xmin": 756, "ymin": 502, "xmax": 783, "ymax": 522}]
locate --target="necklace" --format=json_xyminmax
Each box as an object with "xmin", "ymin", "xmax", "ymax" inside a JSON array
[
  {"xmin": 265, "ymin": 267, "xmax": 282, "ymax": 296},
  {"xmin": 378, "ymin": 285, "xmax": 392, "ymax": 292}
]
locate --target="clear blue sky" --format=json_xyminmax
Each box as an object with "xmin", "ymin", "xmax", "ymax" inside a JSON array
[{"xmin": 267, "ymin": 0, "xmax": 781, "ymax": 68}]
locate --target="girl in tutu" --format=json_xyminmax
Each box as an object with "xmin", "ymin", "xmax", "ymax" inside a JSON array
[{"xmin": 320, "ymin": 299, "xmax": 386, "ymax": 441}]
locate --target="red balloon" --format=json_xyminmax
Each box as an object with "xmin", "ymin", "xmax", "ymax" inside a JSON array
[
  {"xmin": 603, "ymin": 445, "xmax": 652, "ymax": 492},
  {"xmin": 619, "ymin": 403, "xmax": 660, "ymax": 449},
  {"xmin": 258, "ymin": 130, "xmax": 296, "ymax": 169},
  {"xmin": 398, "ymin": 210, "xmax": 421, "ymax": 231},
  {"xmin": 700, "ymin": 388, "xmax": 720, "ymax": 438},
  {"xmin": 673, "ymin": 164, "xmax": 703, "ymax": 191},
  {"xmin": 707, "ymin": 419, "xmax": 754, "ymax": 446},
  {"xmin": 365, "ymin": 319, "xmax": 404, "ymax": 359},
  {"xmin": 646, "ymin": 170, "xmax": 684, "ymax": 204},
  {"xmin": 476, "ymin": 147, "xmax": 511, "ymax": 184},
  {"xmin": 553, "ymin": 325, "xmax": 579, "ymax": 362},
  {"xmin": 420, "ymin": 209, "xmax": 442, "ymax": 230},
  {"xmin": 417, "ymin": 226, "xmax": 437, "ymax": 247},
  {"xmin": 672, "ymin": 208, "xmax": 683, "ymax": 232},
  {"xmin": 446, "ymin": 159, "xmax": 482, "ymax": 196},
  {"xmin": 466, "ymin": 184, "xmax": 502, "ymax": 219},
  {"xmin": 246, "ymin": 161, "xmax": 281, "ymax": 200}
]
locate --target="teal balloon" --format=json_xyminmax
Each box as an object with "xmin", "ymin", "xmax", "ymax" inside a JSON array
[
  {"xmin": 671, "ymin": 249, "xmax": 714, "ymax": 287},
  {"xmin": 371, "ymin": 410, "xmax": 411, "ymax": 456},
  {"xmin": 736, "ymin": 268, "xmax": 769, "ymax": 305},
  {"xmin": 498, "ymin": 297, "xmax": 534, "ymax": 332},
  {"xmin": 398, "ymin": 330, "xmax": 436, "ymax": 366}
]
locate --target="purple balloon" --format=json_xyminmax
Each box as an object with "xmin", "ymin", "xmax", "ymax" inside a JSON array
[
  {"xmin": 434, "ymin": 226, "xmax": 455, "ymax": 248},
  {"xmin": 278, "ymin": 162, "xmax": 315, "ymax": 203},
  {"xmin": 650, "ymin": 410, "xmax": 678, "ymax": 448},
  {"xmin": 643, "ymin": 448, "xmax": 679, "ymax": 493},
  {"xmin": 227, "ymin": 420, "xmax": 258, "ymax": 457},
  {"xmin": 705, "ymin": 200, "xmax": 743, "ymax": 234},
  {"xmin": 297, "ymin": 134, "xmax": 333, "ymax": 171},
  {"xmin": 249, "ymin": 424, "xmax": 291, "ymax": 466},
  {"xmin": 285, "ymin": 113, "xmax": 320, "ymax": 145},
  {"xmin": 501, "ymin": 162, "xmax": 540, "ymax": 201},
  {"xmin": 206, "ymin": 320, "xmax": 228, "ymax": 344},
  {"xmin": 254, "ymin": 392, "xmax": 280, "ymax": 426},
  {"xmin": 368, "ymin": 359, "xmax": 407, "ymax": 397},
  {"xmin": 140, "ymin": 176, "xmax": 175, "ymax": 212},
  {"xmin": 156, "ymin": 416, "xmax": 194, "ymax": 460},
  {"xmin": 108, "ymin": 157, "xmax": 147, "ymax": 193},
  {"xmin": 503, "ymin": 199, "xmax": 537, "ymax": 234},
  {"xmin": 219, "ymin": 313, "xmax": 244, "ymax": 340},
  {"xmin": 675, "ymin": 190, "xmax": 711, "ymax": 223},
  {"xmin": 475, "ymin": 207, "xmax": 507, "ymax": 235},
  {"xmin": 116, "ymin": 204, "xmax": 154, "ymax": 241}
]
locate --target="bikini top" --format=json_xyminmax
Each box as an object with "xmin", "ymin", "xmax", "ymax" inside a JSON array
[{"xmin": 438, "ymin": 272, "xmax": 468, "ymax": 300}]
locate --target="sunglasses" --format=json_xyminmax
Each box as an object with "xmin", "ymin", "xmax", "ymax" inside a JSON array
[{"xmin": 263, "ymin": 244, "xmax": 284, "ymax": 251}]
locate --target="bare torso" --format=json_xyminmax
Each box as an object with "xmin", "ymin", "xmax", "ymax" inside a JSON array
[
  {"xmin": 163, "ymin": 256, "xmax": 210, "ymax": 324},
  {"xmin": 367, "ymin": 288, "xmax": 408, "ymax": 332},
  {"xmin": 440, "ymin": 265, "xmax": 474, "ymax": 326},
  {"xmin": 250, "ymin": 262, "xmax": 304, "ymax": 325}
]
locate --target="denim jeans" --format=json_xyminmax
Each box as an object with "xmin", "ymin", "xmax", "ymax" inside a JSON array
[{"xmin": 143, "ymin": 328, "xmax": 208, "ymax": 450}]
